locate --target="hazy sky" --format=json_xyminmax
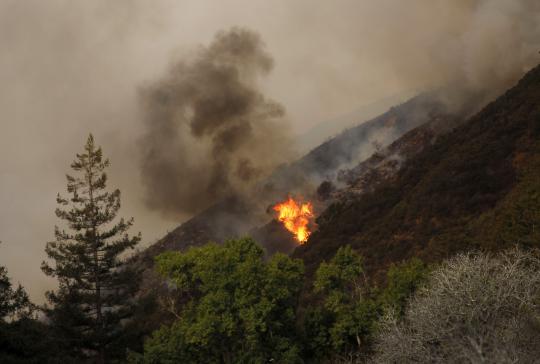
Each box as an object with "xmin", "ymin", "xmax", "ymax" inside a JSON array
[{"xmin": 1, "ymin": 0, "xmax": 539, "ymax": 303}]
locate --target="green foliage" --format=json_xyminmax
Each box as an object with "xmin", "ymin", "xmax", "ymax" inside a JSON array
[
  {"xmin": 132, "ymin": 241, "xmax": 432, "ymax": 363},
  {"xmin": 314, "ymin": 245, "xmax": 364, "ymax": 297},
  {"xmin": 42, "ymin": 134, "xmax": 141, "ymax": 362},
  {"xmin": 305, "ymin": 246, "xmax": 380, "ymax": 361},
  {"xmin": 136, "ymin": 238, "xmax": 304, "ymax": 364},
  {"xmin": 302, "ymin": 306, "xmax": 334, "ymax": 360},
  {"xmin": 379, "ymin": 258, "xmax": 430, "ymax": 317},
  {"xmin": 302, "ymin": 247, "xmax": 430, "ymax": 362}
]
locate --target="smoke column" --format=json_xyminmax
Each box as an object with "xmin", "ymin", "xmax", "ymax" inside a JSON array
[{"xmin": 139, "ymin": 27, "xmax": 292, "ymax": 217}]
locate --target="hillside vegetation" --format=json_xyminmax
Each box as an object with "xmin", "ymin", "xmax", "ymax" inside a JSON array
[{"xmin": 296, "ymin": 64, "xmax": 540, "ymax": 280}]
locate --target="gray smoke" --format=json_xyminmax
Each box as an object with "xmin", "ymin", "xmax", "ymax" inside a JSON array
[
  {"xmin": 348, "ymin": 0, "xmax": 540, "ymax": 107},
  {"xmin": 139, "ymin": 28, "xmax": 292, "ymax": 216}
]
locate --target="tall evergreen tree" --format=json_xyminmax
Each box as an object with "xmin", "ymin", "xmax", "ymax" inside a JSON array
[{"xmin": 42, "ymin": 135, "xmax": 141, "ymax": 363}]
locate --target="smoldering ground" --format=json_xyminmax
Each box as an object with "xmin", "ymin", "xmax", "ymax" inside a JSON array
[{"xmin": 139, "ymin": 28, "xmax": 293, "ymax": 217}]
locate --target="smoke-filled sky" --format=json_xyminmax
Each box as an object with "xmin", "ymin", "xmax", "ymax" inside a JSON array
[
  {"xmin": 139, "ymin": 28, "xmax": 294, "ymax": 217},
  {"xmin": 1, "ymin": 0, "xmax": 539, "ymax": 303}
]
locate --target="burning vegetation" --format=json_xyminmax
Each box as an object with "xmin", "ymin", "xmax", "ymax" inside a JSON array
[{"xmin": 273, "ymin": 196, "xmax": 314, "ymax": 243}]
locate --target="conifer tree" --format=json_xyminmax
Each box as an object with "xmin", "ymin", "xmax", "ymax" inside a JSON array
[{"xmin": 42, "ymin": 135, "xmax": 141, "ymax": 363}]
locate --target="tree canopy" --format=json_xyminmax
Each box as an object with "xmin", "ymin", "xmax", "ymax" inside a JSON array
[{"xmin": 134, "ymin": 237, "xmax": 305, "ymax": 364}]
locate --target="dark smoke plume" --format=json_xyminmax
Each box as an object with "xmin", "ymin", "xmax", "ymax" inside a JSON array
[{"xmin": 139, "ymin": 28, "xmax": 292, "ymax": 217}]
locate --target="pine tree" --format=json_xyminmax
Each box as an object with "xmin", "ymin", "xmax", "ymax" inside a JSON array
[{"xmin": 42, "ymin": 135, "xmax": 141, "ymax": 363}]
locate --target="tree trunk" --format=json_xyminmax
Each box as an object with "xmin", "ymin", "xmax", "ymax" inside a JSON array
[{"xmin": 89, "ymin": 166, "xmax": 104, "ymax": 364}]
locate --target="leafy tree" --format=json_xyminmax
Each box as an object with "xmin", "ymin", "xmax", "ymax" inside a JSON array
[
  {"xmin": 134, "ymin": 238, "xmax": 304, "ymax": 364},
  {"xmin": 379, "ymin": 258, "xmax": 430, "ymax": 317},
  {"xmin": 42, "ymin": 134, "xmax": 141, "ymax": 363},
  {"xmin": 307, "ymin": 246, "xmax": 380, "ymax": 361}
]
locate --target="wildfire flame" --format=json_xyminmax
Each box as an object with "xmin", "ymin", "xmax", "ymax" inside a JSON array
[{"xmin": 273, "ymin": 196, "xmax": 314, "ymax": 243}]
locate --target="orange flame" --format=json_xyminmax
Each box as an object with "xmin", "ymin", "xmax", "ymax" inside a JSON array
[{"xmin": 273, "ymin": 196, "xmax": 314, "ymax": 243}]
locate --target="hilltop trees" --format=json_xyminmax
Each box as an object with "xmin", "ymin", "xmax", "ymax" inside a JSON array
[{"xmin": 42, "ymin": 135, "xmax": 141, "ymax": 363}]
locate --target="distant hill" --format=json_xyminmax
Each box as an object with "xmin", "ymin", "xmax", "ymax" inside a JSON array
[{"xmin": 294, "ymin": 63, "xmax": 540, "ymax": 282}]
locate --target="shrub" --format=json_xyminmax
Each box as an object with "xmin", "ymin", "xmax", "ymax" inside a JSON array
[{"xmin": 372, "ymin": 248, "xmax": 540, "ymax": 363}]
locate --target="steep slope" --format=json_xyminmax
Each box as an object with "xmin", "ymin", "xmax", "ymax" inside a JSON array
[
  {"xmin": 262, "ymin": 92, "xmax": 455, "ymax": 198},
  {"xmin": 295, "ymin": 91, "xmax": 412, "ymax": 153},
  {"xmin": 328, "ymin": 115, "xmax": 454, "ymax": 201},
  {"xmin": 294, "ymin": 64, "xmax": 540, "ymax": 281},
  {"xmin": 141, "ymin": 92, "xmax": 456, "ymax": 264},
  {"xmin": 141, "ymin": 196, "xmax": 255, "ymax": 263}
]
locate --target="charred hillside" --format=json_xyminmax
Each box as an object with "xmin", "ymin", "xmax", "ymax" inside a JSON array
[{"xmin": 295, "ymin": 63, "xmax": 540, "ymax": 280}]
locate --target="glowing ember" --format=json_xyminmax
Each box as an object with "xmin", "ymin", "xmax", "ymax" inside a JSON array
[{"xmin": 273, "ymin": 196, "xmax": 314, "ymax": 243}]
